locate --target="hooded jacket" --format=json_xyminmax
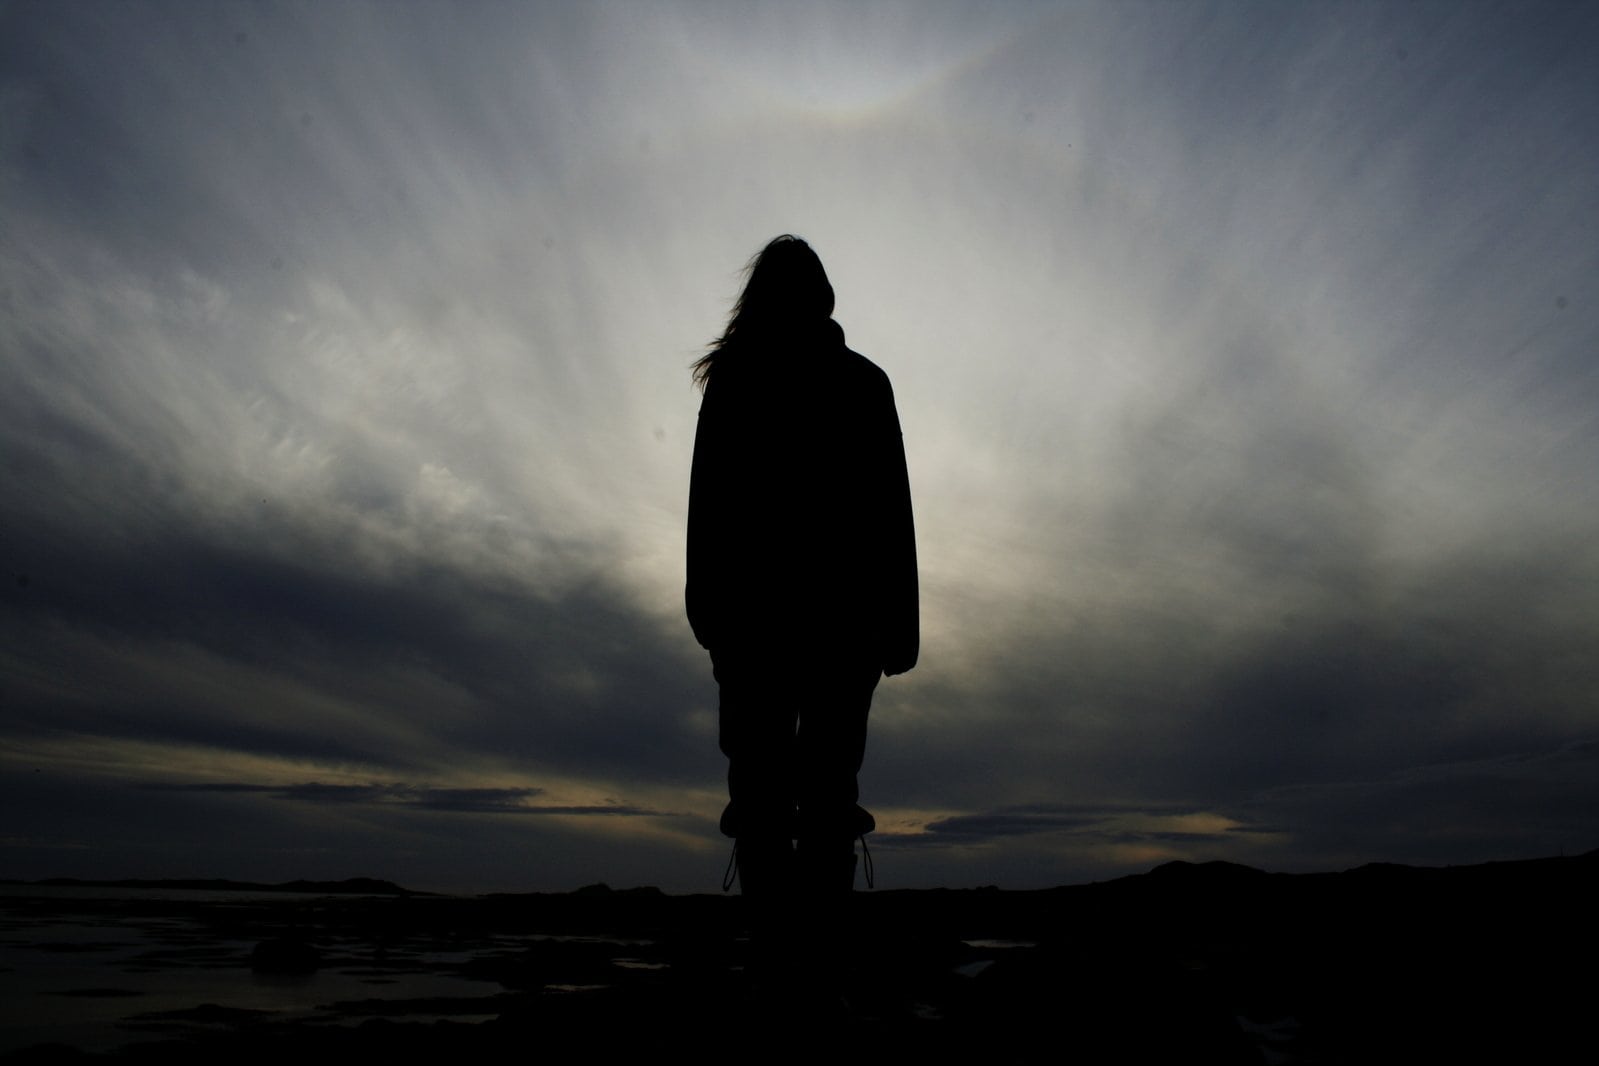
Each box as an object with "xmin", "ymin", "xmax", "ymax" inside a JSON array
[{"xmin": 686, "ymin": 321, "xmax": 918, "ymax": 675}]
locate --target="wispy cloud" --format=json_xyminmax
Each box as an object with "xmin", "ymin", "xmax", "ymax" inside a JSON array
[{"xmin": 3, "ymin": 0, "xmax": 1596, "ymax": 890}]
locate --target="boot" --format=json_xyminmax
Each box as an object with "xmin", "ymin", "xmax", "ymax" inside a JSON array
[
  {"xmin": 791, "ymin": 836, "xmax": 860, "ymax": 1013},
  {"xmin": 797, "ymin": 837, "xmax": 857, "ymax": 895},
  {"xmin": 734, "ymin": 835, "xmax": 796, "ymax": 996}
]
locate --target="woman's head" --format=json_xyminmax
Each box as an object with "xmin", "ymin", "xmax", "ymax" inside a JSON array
[
  {"xmin": 694, "ymin": 235, "xmax": 836, "ymax": 388},
  {"xmin": 734, "ymin": 234, "xmax": 834, "ymax": 326}
]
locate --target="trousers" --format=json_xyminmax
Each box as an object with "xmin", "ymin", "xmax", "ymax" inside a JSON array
[{"xmin": 712, "ymin": 650, "xmax": 881, "ymax": 845}]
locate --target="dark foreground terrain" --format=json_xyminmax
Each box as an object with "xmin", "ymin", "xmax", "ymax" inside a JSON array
[{"xmin": 3, "ymin": 852, "xmax": 1593, "ymax": 1064}]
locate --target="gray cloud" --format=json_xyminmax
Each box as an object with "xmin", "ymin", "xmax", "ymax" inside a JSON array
[
  {"xmin": 3, "ymin": 1, "xmax": 1597, "ymax": 891},
  {"xmin": 144, "ymin": 781, "xmax": 665, "ymax": 817},
  {"xmin": 917, "ymin": 803, "xmax": 1204, "ymax": 841}
]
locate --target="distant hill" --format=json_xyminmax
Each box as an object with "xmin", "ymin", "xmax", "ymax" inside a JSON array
[
  {"xmin": 5, "ymin": 876, "xmax": 421, "ymax": 896},
  {"xmin": 7, "ymin": 849, "xmax": 1595, "ymax": 904}
]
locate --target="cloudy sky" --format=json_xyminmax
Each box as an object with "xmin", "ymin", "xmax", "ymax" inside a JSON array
[{"xmin": 3, "ymin": 1, "xmax": 1596, "ymax": 893}]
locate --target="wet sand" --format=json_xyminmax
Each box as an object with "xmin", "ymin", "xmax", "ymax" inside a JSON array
[{"xmin": 2, "ymin": 852, "xmax": 1591, "ymax": 1064}]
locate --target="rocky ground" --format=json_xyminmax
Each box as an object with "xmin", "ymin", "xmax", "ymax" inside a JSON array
[{"xmin": 2, "ymin": 851, "xmax": 1592, "ymax": 1064}]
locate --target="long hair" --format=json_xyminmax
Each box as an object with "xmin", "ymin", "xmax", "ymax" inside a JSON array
[{"xmin": 692, "ymin": 234, "xmax": 835, "ymax": 390}]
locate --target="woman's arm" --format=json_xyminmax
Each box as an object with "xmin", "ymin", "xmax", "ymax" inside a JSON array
[
  {"xmin": 881, "ymin": 380, "xmax": 919, "ymax": 676},
  {"xmin": 685, "ymin": 381, "xmax": 726, "ymax": 652}
]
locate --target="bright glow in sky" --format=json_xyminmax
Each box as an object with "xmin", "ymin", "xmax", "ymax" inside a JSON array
[{"xmin": 3, "ymin": 1, "xmax": 1597, "ymax": 892}]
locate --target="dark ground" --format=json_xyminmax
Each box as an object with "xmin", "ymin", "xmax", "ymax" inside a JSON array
[{"xmin": 2, "ymin": 851, "xmax": 1593, "ymax": 1064}]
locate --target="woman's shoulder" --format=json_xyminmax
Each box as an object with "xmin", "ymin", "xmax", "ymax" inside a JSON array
[{"xmin": 840, "ymin": 347, "xmax": 894, "ymax": 394}]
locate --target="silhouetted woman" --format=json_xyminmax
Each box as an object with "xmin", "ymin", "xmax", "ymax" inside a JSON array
[{"xmin": 686, "ymin": 235, "xmax": 918, "ymax": 959}]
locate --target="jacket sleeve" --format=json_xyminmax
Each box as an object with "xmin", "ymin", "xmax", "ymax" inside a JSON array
[
  {"xmin": 685, "ymin": 382, "xmax": 724, "ymax": 651},
  {"xmin": 880, "ymin": 381, "xmax": 919, "ymax": 676}
]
